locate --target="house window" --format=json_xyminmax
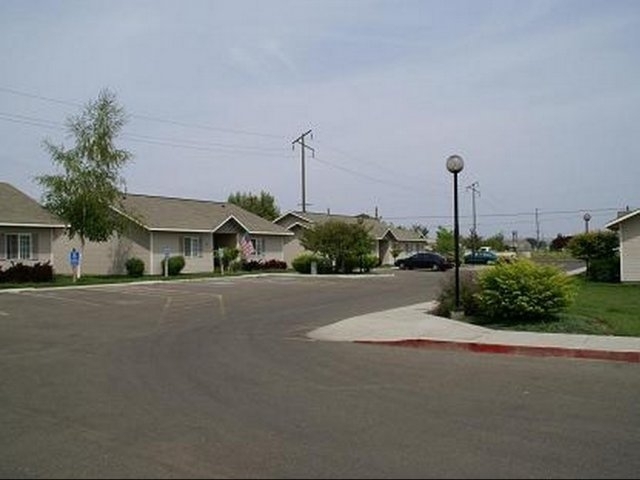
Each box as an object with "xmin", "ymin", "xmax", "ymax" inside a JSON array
[
  {"xmin": 251, "ymin": 238, "xmax": 265, "ymax": 256},
  {"xmin": 6, "ymin": 233, "xmax": 32, "ymax": 260},
  {"xmin": 183, "ymin": 236, "xmax": 201, "ymax": 258}
]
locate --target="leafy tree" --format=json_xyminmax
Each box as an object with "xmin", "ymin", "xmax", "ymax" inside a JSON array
[
  {"xmin": 483, "ymin": 232, "xmax": 508, "ymax": 252},
  {"xmin": 411, "ymin": 224, "xmax": 429, "ymax": 238},
  {"xmin": 525, "ymin": 237, "xmax": 547, "ymax": 250},
  {"xmin": 568, "ymin": 231, "xmax": 619, "ymax": 281},
  {"xmin": 227, "ymin": 190, "xmax": 281, "ymax": 220},
  {"xmin": 567, "ymin": 231, "xmax": 618, "ymax": 260},
  {"xmin": 390, "ymin": 242, "xmax": 403, "ymax": 262},
  {"xmin": 301, "ymin": 220, "xmax": 375, "ymax": 273},
  {"xmin": 462, "ymin": 231, "xmax": 482, "ymax": 252},
  {"xmin": 37, "ymin": 89, "xmax": 132, "ymax": 276},
  {"xmin": 550, "ymin": 234, "xmax": 573, "ymax": 251},
  {"xmin": 434, "ymin": 226, "xmax": 454, "ymax": 256}
]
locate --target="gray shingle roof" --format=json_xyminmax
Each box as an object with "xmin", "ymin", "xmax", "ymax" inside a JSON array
[
  {"xmin": 120, "ymin": 194, "xmax": 292, "ymax": 235},
  {"xmin": 0, "ymin": 182, "xmax": 65, "ymax": 226},
  {"xmin": 276, "ymin": 211, "xmax": 427, "ymax": 242}
]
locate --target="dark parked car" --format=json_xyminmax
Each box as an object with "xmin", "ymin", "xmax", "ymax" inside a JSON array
[
  {"xmin": 464, "ymin": 250, "xmax": 498, "ymax": 265},
  {"xmin": 394, "ymin": 252, "xmax": 453, "ymax": 271}
]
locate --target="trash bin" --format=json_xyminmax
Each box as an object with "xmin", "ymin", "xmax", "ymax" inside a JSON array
[{"xmin": 310, "ymin": 261, "xmax": 317, "ymax": 275}]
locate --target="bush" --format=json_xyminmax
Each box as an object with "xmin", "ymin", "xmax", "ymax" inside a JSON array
[
  {"xmin": 261, "ymin": 259, "xmax": 287, "ymax": 270},
  {"xmin": 161, "ymin": 255, "xmax": 185, "ymax": 276},
  {"xmin": 241, "ymin": 259, "xmax": 287, "ymax": 271},
  {"xmin": 587, "ymin": 256, "xmax": 620, "ymax": 283},
  {"xmin": 125, "ymin": 257, "xmax": 145, "ymax": 277},
  {"xmin": 341, "ymin": 254, "xmax": 379, "ymax": 273},
  {"xmin": 433, "ymin": 269, "xmax": 482, "ymax": 317},
  {"xmin": 228, "ymin": 259, "xmax": 243, "ymax": 272},
  {"xmin": 292, "ymin": 253, "xmax": 332, "ymax": 274},
  {"xmin": 0, "ymin": 261, "xmax": 54, "ymax": 283},
  {"xmin": 356, "ymin": 254, "xmax": 380, "ymax": 273},
  {"xmin": 477, "ymin": 259, "xmax": 576, "ymax": 322}
]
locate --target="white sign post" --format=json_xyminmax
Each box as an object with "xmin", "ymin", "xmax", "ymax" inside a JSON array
[{"xmin": 163, "ymin": 247, "xmax": 170, "ymax": 278}]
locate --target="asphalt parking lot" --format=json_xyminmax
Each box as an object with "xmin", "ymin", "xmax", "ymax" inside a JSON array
[{"xmin": 1, "ymin": 271, "xmax": 638, "ymax": 479}]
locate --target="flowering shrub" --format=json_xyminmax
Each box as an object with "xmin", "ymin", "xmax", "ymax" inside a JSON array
[
  {"xmin": 241, "ymin": 259, "xmax": 287, "ymax": 271},
  {"xmin": 0, "ymin": 261, "xmax": 54, "ymax": 283},
  {"xmin": 477, "ymin": 259, "xmax": 575, "ymax": 322}
]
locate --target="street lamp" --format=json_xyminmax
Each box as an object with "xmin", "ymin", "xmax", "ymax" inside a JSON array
[
  {"xmin": 446, "ymin": 154, "xmax": 464, "ymax": 313},
  {"xmin": 583, "ymin": 212, "xmax": 591, "ymax": 233}
]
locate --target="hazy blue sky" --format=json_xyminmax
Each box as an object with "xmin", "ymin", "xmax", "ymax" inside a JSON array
[{"xmin": 1, "ymin": 0, "xmax": 639, "ymax": 241}]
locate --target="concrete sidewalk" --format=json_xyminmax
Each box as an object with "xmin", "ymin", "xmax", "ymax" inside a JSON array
[{"xmin": 308, "ymin": 302, "xmax": 640, "ymax": 363}]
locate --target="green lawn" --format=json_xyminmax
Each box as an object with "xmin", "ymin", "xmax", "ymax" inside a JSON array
[
  {"xmin": 562, "ymin": 278, "xmax": 640, "ymax": 336},
  {"xmin": 472, "ymin": 277, "xmax": 640, "ymax": 337}
]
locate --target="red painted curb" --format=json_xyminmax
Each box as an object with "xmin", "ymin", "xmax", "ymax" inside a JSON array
[{"xmin": 355, "ymin": 338, "xmax": 640, "ymax": 363}]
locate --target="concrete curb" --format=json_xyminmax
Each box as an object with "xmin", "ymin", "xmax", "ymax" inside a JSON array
[{"xmin": 355, "ymin": 338, "xmax": 640, "ymax": 363}]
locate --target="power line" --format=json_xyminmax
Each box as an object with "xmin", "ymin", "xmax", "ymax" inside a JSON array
[
  {"xmin": 0, "ymin": 85, "xmax": 285, "ymax": 139},
  {"xmin": 311, "ymin": 155, "xmax": 424, "ymax": 195},
  {"xmin": 1, "ymin": 90, "xmax": 442, "ymax": 196},
  {"xmin": 0, "ymin": 111, "xmax": 288, "ymax": 157},
  {"xmin": 384, "ymin": 207, "xmax": 621, "ymax": 221},
  {"xmin": 315, "ymin": 141, "xmax": 450, "ymax": 197}
]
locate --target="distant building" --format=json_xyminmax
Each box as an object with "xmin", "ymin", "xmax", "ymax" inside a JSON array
[
  {"xmin": 274, "ymin": 211, "xmax": 428, "ymax": 266},
  {"xmin": 606, "ymin": 208, "xmax": 640, "ymax": 282}
]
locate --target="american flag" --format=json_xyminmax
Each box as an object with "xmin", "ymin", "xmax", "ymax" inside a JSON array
[{"xmin": 240, "ymin": 233, "xmax": 255, "ymax": 257}]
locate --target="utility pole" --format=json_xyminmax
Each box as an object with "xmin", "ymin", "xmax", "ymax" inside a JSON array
[
  {"xmin": 292, "ymin": 130, "xmax": 314, "ymax": 213},
  {"xmin": 466, "ymin": 181, "xmax": 480, "ymax": 255},
  {"xmin": 535, "ymin": 208, "xmax": 540, "ymax": 250}
]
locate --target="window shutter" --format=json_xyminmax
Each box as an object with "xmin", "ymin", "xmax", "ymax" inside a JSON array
[{"xmin": 0, "ymin": 233, "xmax": 5, "ymax": 260}]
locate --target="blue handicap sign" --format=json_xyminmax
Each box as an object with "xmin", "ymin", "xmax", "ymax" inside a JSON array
[{"xmin": 69, "ymin": 249, "xmax": 80, "ymax": 267}]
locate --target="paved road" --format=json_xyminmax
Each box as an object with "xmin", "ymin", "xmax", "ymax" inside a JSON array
[{"xmin": 0, "ymin": 271, "xmax": 638, "ymax": 479}]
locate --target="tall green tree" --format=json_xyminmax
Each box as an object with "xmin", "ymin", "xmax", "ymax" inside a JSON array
[
  {"xmin": 434, "ymin": 226, "xmax": 454, "ymax": 256},
  {"xmin": 227, "ymin": 190, "xmax": 281, "ymax": 221},
  {"xmin": 37, "ymin": 89, "xmax": 132, "ymax": 275},
  {"xmin": 301, "ymin": 220, "xmax": 374, "ymax": 273}
]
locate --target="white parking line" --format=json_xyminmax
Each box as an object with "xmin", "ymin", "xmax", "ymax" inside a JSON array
[
  {"xmin": 0, "ymin": 311, "xmax": 8, "ymax": 316},
  {"xmin": 18, "ymin": 291, "xmax": 102, "ymax": 307}
]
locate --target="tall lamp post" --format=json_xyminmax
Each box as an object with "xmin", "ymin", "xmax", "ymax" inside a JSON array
[
  {"xmin": 446, "ymin": 154, "xmax": 464, "ymax": 313},
  {"xmin": 583, "ymin": 212, "xmax": 591, "ymax": 233}
]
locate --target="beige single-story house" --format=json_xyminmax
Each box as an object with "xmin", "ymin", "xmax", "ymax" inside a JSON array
[
  {"xmin": 605, "ymin": 209, "xmax": 640, "ymax": 282},
  {"xmin": 0, "ymin": 182, "xmax": 66, "ymax": 270},
  {"xmin": 1, "ymin": 182, "xmax": 292, "ymax": 276},
  {"xmin": 274, "ymin": 210, "xmax": 428, "ymax": 266}
]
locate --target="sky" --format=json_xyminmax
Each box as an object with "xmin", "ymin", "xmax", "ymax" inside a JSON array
[{"xmin": 1, "ymin": 0, "xmax": 639, "ymax": 242}]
